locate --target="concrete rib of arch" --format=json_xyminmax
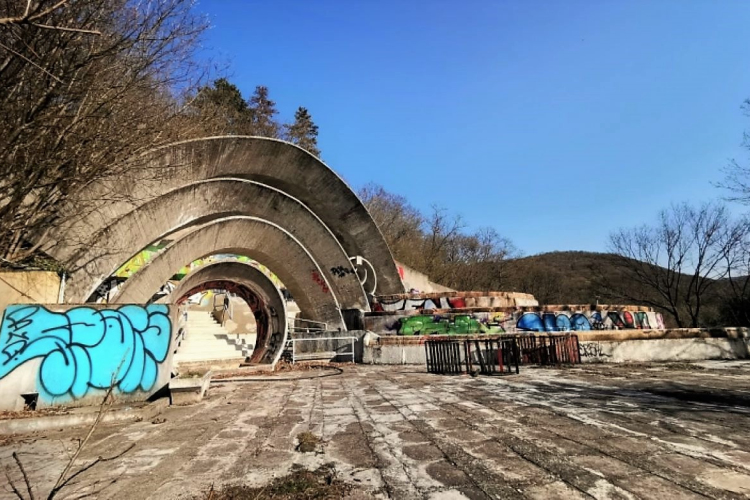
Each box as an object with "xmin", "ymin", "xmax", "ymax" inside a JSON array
[
  {"xmin": 113, "ymin": 216, "xmax": 345, "ymax": 330},
  {"xmin": 62, "ymin": 179, "xmax": 367, "ymax": 311},
  {"xmin": 157, "ymin": 261, "xmax": 288, "ymax": 366},
  {"xmin": 42, "ymin": 136, "xmax": 404, "ymax": 295}
]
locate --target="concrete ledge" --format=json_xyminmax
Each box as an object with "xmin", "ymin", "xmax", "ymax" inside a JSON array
[
  {"xmin": 576, "ymin": 327, "xmax": 750, "ymax": 342},
  {"xmin": 169, "ymin": 371, "xmax": 212, "ymax": 406},
  {"xmin": 0, "ymin": 398, "xmax": 169, "ymax": 436},
  {"xmin": 370, "ymin": 328, "xmax": 750, "ymax": 344}
]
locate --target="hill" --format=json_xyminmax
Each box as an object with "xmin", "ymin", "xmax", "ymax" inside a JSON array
[{"xmin": 503, "ymin": 251, "xmax": 647, "ymax": 305}]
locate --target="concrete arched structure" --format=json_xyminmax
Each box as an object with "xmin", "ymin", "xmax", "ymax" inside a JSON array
[
  {"xmin": 63, "ymin": 179, "xmax": 366, "ymax": 311},
  {"xmin": 163, "ymin": 262, "xmax": 288, "ymax": 365},
  {"xmin": 112, "ymin": 217, "xmax": 345, "ymax": 330},
  {"xmin": 42, "ymin": 137, "xmax": 404, "ymax": 301}
]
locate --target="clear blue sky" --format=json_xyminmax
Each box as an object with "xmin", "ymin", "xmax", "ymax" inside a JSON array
[{"xmin": 196, "ymin": 0, "xmax": 750, "ymax": 256}]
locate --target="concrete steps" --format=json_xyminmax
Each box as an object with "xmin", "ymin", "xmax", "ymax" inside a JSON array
[{"xmin": 174, "ymin": 311, "xmax": 256, "ymax": 368}]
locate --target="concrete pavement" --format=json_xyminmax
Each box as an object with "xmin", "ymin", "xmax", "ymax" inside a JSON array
[{"xmin": 2, "ymin": 362, "xmax": 750, "ymax": 499}]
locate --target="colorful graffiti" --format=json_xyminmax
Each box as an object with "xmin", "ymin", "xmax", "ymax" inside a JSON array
[
  {"xmin": 114, "ymin": 241, "xmax": 171, "ymax": 278},
  {"xmin": 397, "ymin": 314, "xmax": 504, "ymax": 335},
  {"xmin": 374, "ymin": 296, "xmax": 467, "ymax": 312},
  {"xmin": 366, "ymin": 307, "xmax": 666, "ymax": 335},
  {"xmin": 115, "ymin": 249, "xmax": 283, "ymax": 287},
  {"xmin": 0, "ymin": 305, "xmax": 171, "ymax": 402},
  {"xmin": 515, "ymin": 310, "xmax": 664, "ymax": 332}
]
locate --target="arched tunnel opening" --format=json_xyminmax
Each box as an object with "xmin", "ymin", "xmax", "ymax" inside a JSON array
[{"xmin": 174, "ymin": 280, "xmax": 285, "ymax": 366}]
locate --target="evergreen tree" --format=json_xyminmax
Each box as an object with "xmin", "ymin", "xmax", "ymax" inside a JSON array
[
  {"xmin": 193, "ymin": 78, "xmax": 251, "ymax": 134},
  {"xmin": 284, "ymin": 106, "xmax": 321, "ymax": 157},
  {"xmin": 248, "ymin": 85, "xmax": 280, "ymax": 138}
]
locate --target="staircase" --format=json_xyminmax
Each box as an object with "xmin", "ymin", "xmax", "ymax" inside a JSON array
[{"xmin": 174, "ymin": 311, "xmax": 256, "ymax": 369}]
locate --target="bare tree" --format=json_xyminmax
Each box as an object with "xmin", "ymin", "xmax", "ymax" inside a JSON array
[
  {"xmin": 359, "ymin": 183, "xmax": 425, "ymax": 268},
  {"xmin": 359, "ymin": 184, "xmax": 517, "ymax": 291},
  {"xmin": 0, "ymin": 0, "xmax": 210, "ymax": 265},
  {"xmin": 608, "ymin": 202, "xmax": 749, "ymax": 327}
]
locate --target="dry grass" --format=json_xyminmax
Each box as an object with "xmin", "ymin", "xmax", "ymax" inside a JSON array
[{"xmin": 296, "ymin": 431, "xmax": 320, "ymax": 453}]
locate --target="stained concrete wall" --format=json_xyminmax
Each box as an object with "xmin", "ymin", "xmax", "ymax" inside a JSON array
[
  {"xmin": 0, "ymin": 303, "xmax": 177, "ymax": 411},
  {"xmin": 0, "ymin": 271, "xmax": 61, "ymax": 314},
  {"xmin": 395, "ymin": 261, "xmax": 454, "ymax": 293},
  {"xmin": 289, "ymin": 330, "xmax": 368, "ymax": 362},
  {"xmin": 579, "ymin": 338, "xmax": 750, "ymax": 363},
  {"xmin": 361, "ymin": 329, "xmax": 750, "ymax": 365}
]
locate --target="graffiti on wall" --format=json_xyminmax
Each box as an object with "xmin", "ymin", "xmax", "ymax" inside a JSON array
[
  {"xmin": 311, "ymin": 271, "xmax": 330, "ymax": 294},
  {"xmin": 374, "ymin": 296, "xmax": 467, "ymax": 312},
  {"xmin": 0, "ymin": 305, "xmax": 171, "ymax": 402},
  {"xmin": 369, "ymin": 307, "xmax": 665, "ymax": 335},
  {"xmin": 515, "ymin": 310, "xmax": 664, "ymax": 332},
  {"xmin": 396, "ymin": 314, "xmax": 505, "ymax": 335},
  {"xmin": 579, "ymin": 342, "xmax": 612, "ymax": 359}
]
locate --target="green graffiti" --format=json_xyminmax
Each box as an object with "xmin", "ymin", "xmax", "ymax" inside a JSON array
[{"xmin": 397, "ymin": 315, "xmax": 502, "ymax": 335}]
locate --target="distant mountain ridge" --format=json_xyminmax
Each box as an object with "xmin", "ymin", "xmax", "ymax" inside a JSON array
[{"xmin": 503, "ymin": 250, "xmax": 650, "ymax": 305}]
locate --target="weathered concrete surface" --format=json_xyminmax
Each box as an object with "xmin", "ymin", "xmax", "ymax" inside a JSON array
[
  {"xmin": 580, "ymin": 338, "xmax": 750, "ymax": 363},
  {"xmin": 396, "ymin": 261, "xmax": 454, "ymax": 293},
  {"xmin": 156, "ymin": 261, "xmax": 287, "ymax": 365},
  {"xmin": 63, "ymin": 179, "xmax": 367, "ymax": 311},
  {"xmin": 41, "ymin": 136, "xmax": 404, "ymax": 296},
  {"xmin": 0, "ymin": 271, "xmax": 60, "ymax": 314},
  {"xmin": 362, "ymin": 330, "xmax": 750, "ymax": 365},
  {"xmin": 115, "ymin": 217, "xmax": 345, "ymax": 330},
  {"xmin": 4, "ymin": 363, "xmax": 750, "ymax": 499}
]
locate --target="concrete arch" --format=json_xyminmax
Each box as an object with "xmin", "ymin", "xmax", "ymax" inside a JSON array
[
  {"xmin": 162, "ymin": 261, "xmax": 287, "ymax": 365},
  {"xmin": 113, "ymin": 217, "xmax": 345, "ymax": 330},
  {"xmin": 42, "ymin": 136, "xmax": 404, "ymax": 295},
  {"xmin": 62, "ymin": 179, "xmax": 366, "ymax": 310}
]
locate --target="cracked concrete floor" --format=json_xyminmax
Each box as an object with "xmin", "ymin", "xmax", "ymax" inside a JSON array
[{"xmin": 3, "ymin": 362, "xmax": 750, "ymax": 499}]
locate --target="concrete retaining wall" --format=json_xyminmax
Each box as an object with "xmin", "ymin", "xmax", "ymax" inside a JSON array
[
  {"xmin": 0, "ymin": 303, "xmax": 177, "ymax": 411},
  {"xmin": 0, "ymin": 271, "xmax": 61, "ymax": 315},
  {"xmin": 290, "ymin": 330, "xmax": 368, "ymax": 362},
  {"xmin": 361, "ymin": 329, "xmax": 750, "ymax": 366}
]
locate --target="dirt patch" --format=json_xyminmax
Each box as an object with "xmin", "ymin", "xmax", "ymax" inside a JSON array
[{"xmin": 195, "ymin": 463, "xmax": 361, "ymax": 499}]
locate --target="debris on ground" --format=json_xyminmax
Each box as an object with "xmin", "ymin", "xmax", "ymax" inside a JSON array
[
  {"xmin": 0, "ymin": 407, "xmax": 71, "ymax": 420},
  {"xmin": 196, "ymin": 464, "xmax": 357, "ymax": 499},
  {"xmin": 296, "ymin": 431, "xmax": 321, "ymax": 453},
  {"xmin": 213, "ymin": 361, "xmax": 346, "ymax": 380}
]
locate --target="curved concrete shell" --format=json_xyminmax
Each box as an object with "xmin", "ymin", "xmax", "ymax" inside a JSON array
[
  {"xmin": 62, "ymin": 179, "xmax": 366, "ymax": 311},
  {"xmin": 163, "ymin": 261, "xmax": 288, "ymax": 365},
  {"xmin": 113, "ymin": 217, "xmax": 345, "ymax": 330},
  {"xmin": 43, "ymin": 137, "xmax": 404, "ymax": 298}
]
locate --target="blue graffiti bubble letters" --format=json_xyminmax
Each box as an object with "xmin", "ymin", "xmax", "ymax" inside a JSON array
[{"xmin": 0, "ymin": 304, "xmax": 171, "ymax": 401}]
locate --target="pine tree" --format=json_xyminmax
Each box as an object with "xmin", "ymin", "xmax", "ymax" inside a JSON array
[
  {"xmin": 248, "ymin": 85, "xmax": 280, "ymax": 138},
  {"xmin": 193, "ymin": 78, "xmax": 252, "ymax": 135},
  {"xmin": 284, "ymin": 106, "xmax": 321, "ymax": 157}
]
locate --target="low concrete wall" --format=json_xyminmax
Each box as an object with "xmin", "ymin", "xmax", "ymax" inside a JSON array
[
  {"xmin": 579, "ymin": 338, "xmax": 750, "ymax": 363},
  {"xmin": 361, "ymin": 329, "xmax": 750, "ymax": 366},
  {"xmin": 0, "ymin": 271, "xmax": 61, "ymax": 314},
  {"xmin": 289, "ymin": 330, "xmax": 368, "ymax": 362},
  {"xmin": 0, "ymin": 303, "xmax": 177, "ymax": 411}
]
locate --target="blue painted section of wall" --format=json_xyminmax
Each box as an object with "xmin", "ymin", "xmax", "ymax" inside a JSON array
[
  {"xmin": 517, "ymin": 312, "xmax": 544, "ymax": 332},
  {"xmin": 0, "ymin": 305, "xmax": 171, "ymax": 403}
]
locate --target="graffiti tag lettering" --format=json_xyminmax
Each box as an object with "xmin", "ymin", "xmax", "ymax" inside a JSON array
[{"xmin": 0, "ymin": 305, "xmax": 171, "ymax": 401}]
